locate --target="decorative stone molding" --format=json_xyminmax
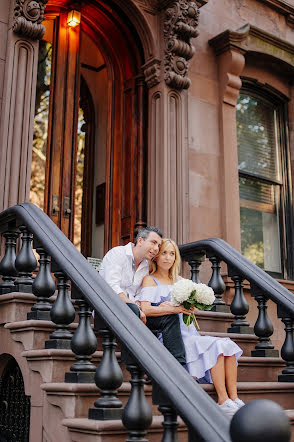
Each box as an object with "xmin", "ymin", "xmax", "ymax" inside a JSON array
[
  {"xmin": 143, "ymin": 58, "xmax": 161, "ymax": 88},
  {"xmin": 256, "ymin": 0, "xmax": 294, "ymax": 27},
  {"xmin": 163, "ymin": 1, "xmax": 199, "ymax": 90},
  {"xmin": 159, "ymin": 0, "xmax": 207, "ymax": 9},
  {"xmin": 135, "ymin": 0, "xmax": 208, "ymax": 14},
  {"xmin": 209, "ymin": 24, "xmax": 294, "ymax": 69},
  {"xmin": 13, "ymin": 0, "xmax": 48, "ymax": 40}
]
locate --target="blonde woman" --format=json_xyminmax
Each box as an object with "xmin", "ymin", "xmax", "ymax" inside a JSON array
[{"xmin": 137, "ymin": 238, "xmax": 244, "ymax": 417}]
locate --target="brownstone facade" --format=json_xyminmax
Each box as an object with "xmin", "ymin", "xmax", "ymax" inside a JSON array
[{"xmin": 1, "ymin": 0, "xmax": 293, "ymax": 277}]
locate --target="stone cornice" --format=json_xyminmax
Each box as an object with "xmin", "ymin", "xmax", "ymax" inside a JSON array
[
  {"xmin": 136, "ymin": 0, "xmax": 208, "ymax": 14},
  {"xmin": 158, "ymin": 0, "xmax": 207, "ymax": 8},
  {"xmin": 256, "ymin": 0, "xmax": 294, "ymax": 25},
  {"xmin": 209, "ymin": 23, "xmax": 294, "ymax": 61}
]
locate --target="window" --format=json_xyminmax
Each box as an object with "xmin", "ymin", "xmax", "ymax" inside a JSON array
[
  {"xmin": 236, "ymin": 84, "xmax": 293, "ymax": 278},
  {"xmin": 30, "ymin": 19, "xmax": 54, "ymax": 210}
]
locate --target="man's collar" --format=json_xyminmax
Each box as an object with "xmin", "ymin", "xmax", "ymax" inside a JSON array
[
  {"xmin": 125, "ymin": 242, "xmax": 149, "ymax": 268},
  {"xmin": 125, "ymin": 242, "xmax": 135, "ymax": 257}
]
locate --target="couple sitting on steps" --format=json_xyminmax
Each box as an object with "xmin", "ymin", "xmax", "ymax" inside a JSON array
[{"xmin": 99, "ymin": 226, "xmax": 244, "ymax": 417}]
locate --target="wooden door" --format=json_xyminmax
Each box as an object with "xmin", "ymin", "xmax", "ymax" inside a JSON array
[
  {"xmin": 44, "ymin": 12, "xmax": 81, "ymax": 240},
  {"xmin": 39, "ymin": 2, "xmax": 147, "ymax": 254}
]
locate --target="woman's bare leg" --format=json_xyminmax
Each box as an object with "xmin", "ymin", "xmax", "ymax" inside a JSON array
[
  {"xmin": 224, "ymin": 355, "xmax": 238, "ymax": 401},
  {"xmin": 210, "ymin": 354, "xmax": 228, "ymax": 405}
]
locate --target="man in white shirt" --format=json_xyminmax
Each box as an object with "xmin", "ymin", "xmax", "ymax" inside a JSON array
[
  {"xmin": 99, "ymin": 227, "xmax": 186, "ymax": 367},
  {"xmin": 99, "ymin": 226, "xmax": 163, "ymax": 322}
]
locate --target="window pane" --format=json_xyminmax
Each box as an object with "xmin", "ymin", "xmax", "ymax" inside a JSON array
[
  {"xmin": 74, "ymin": 107, "xmax": 85, "ymax": 252},
  {"xmin": 236, "ymin": 94, "xmax": 280, "ymax": 181},
  {"xmin": 240, "ymin": 177, "xmax": 281, "ymax": 273},
  {"xmin": 30, "ymin": 20, "xmax": 54, "ymax": 209}
]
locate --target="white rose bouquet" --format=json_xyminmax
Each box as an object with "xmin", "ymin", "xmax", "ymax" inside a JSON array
[{"xmin": 171, "ymin": 279, "xmax": 215, "ymax": 329}]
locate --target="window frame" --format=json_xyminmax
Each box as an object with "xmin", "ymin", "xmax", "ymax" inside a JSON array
[{"xmin": 238, "ymin": 78, "xmax": 294, "ymax": 280}]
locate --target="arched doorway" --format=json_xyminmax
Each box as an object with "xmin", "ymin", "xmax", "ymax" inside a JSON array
[{"xmin": 30, "ymin": 1, "xmax": 148, "ymax": 258}]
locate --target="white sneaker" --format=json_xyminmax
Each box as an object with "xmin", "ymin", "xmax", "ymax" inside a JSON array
[
  {"xmin": 234, "ymin": 398, "xmax": 245, "ymax": 408},
  {"xmin": 218, "ymin": 399, "xmax": 239, "ymax": 417}
]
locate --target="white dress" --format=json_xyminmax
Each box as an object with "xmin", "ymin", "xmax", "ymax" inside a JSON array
[{"xmin": 137, "ymin": 277, "xmax": 243, "ymax": 383}]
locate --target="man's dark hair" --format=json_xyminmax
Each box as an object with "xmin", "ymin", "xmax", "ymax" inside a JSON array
[{"xmin": 135, "ymin": 226, "xmax": 163, "ymax": 245}]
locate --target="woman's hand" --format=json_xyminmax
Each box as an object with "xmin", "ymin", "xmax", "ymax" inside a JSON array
[
  {"xmin": 160, "ymin": 301, "xmax": 194, "ymax": 315},
  {"xmin": 139, "ymin": 309, "xmax": 147, "ymax": 324}
]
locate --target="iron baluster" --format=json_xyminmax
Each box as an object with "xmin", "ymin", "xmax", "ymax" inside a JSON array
[
  {"xmin": 0, "ymin": 231, "xmax": 18, "ymax": 294},
  {"xmin": 65, "ymin": 290, "xmax": 97, "ymax": 383},
  {"xmin": 277, "ymin": 305, "xmax": 294, "ymax": 382},
  {"xmin": 122, "ymin": 364, "xmax": 152, "ymax": 441},
  {"xmin": 45, "ymin": 271, "xmax": 75, "ymax": 349},
  {"xmin": 158, "ymin": 404, "xmax": 179, "ymax": 442},
  {"xmin": 14, "ymin": 226, "xmax": 37, "ymax": 293},
  {"xmin": 27, "ymin": 248, "xmax": 56, "ymax": 320},
  {"xmin": 88, "ymin": 316, "xmax": 123, "ymax": 420},
  {"xmin": 251, "ymin": 286, "xmax": 278, "ymax": 357},
  {"xmin": 208, "ymin": 256, "xmax": 228, "ymax": 313},
  {"xmin": 187, "ymin": 254, "xmax": 205, "ymax": 283},
  {"xmin": 227, "ymin": 274, "xmax": 253, "ymax": 334}
]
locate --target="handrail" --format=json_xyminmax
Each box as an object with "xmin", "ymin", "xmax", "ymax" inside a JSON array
[
  {"xmin": 179, "ymin": 238, "xmax": 294, "ymax": 315},
  {"xmin": 0, "ymin": 203, "xmax": 231, "ymax": 441}
]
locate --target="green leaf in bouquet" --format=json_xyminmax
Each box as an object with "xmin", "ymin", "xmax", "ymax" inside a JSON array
[
  {"xmin": 183, "ymin": 300, "xmax": 192, "ymax": 310},
  {"xmin": 188, "ymin": 290, "xmax": 196, "ymax": 302},
  {"xmin": 194, "ymin": 302, "xmax": 214, "ymax": 311},
  {"xmin": 183, "ymin": 312, "xmax": 199, "ymax": 330}
]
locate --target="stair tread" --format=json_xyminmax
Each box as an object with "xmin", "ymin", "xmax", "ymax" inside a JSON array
[
  {"xmin": 62, "ymin": 415, "xmax": 186, "ymax": 431},
  {"xmin": 200, "ymin": 331, "xmax": 257, "ymax": 340},
  {"xmin": 42, "ymin": 380, "xmax": 294, "ymax": 396},
  {"xmin": 202, "ymin": 382, "xmax": 294, "ymax": 392}
]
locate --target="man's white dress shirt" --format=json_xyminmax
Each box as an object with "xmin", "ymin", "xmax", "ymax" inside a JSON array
[{"xmin": 99, "ymin": 242, "xmax": 149, "ymax": 302}]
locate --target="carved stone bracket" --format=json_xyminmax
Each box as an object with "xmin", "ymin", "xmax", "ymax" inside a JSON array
[
  {"xmin": 143, "ymin": 58, "xmax": 161, "ymax": 88},
  {"xmin": 163, "ymin": 1, "xmax": 199, "ymax": 90},
  {"xmin": 13, "ymin": 0, "xmax": 48, "ymax": 40}
]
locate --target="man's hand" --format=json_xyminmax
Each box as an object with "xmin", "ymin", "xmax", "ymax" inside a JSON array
[{"xmin": 139, "ymin": 309, "xmax": 147, "ymax": 324}]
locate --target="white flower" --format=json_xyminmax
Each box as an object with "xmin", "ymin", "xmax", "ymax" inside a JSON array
[
  {"xmin": 171, "ymin": 278, "xmax": 197, "ymax": 306},
  {"xmin": 194, "ymin": 283, "xmax": 215, "ymax": 305}
]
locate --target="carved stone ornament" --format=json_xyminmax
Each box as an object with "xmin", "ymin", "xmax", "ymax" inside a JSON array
[
  {"xmin": 164, "ymin": 1, "xmax": 199, "ymax": 90},
  {"xmin": 13, "ymin": 0, "xmax": 48, "ymax": 40},
  {"xmin": 143, "ymin": 58, "xmax": 161, "ymax": 88}
]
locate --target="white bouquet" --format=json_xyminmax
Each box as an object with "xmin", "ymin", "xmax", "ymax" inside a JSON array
[{"xmin": 171, "ymin": 279, "xmax": 215, "ymax": 328}]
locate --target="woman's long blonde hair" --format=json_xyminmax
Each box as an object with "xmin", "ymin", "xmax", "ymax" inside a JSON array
[{"xmin": 150, "ymin": 238, "xmax": 181, "ymax": 283}]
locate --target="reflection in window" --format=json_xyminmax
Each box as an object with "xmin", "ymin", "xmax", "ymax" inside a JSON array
[
  {"xmin": 74, "ymin": 107, "xmax": 86, "ymax": 251},
  {"xmin": 236, "ymin": 93, "xmax": 282, "ymax": 274},
  {"xmin": 30, "ymin": 20, "xmax": 54, "ymax": 209}
]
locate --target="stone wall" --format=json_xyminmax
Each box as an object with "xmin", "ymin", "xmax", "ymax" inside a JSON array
[
  {"xmin": 0, "ymin": 1, "xmax": 10, "ymax": 141},
  {"xmin": 187, "ymin": 0, "xmax": 294, "ymax": 248}
]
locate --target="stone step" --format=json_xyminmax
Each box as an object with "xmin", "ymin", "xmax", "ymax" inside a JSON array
[
  {"xmin": 199, "ymin": 331, "xmax": 258, "ymax": 356},
  {"xmin": 237, "ymin": 357, "xmax": 285, "ymax": 382},
  {"xmin": 203, "ymin": 382, "xmax": 294, "ymax": 410},
  {"xmin": 195, "ymin": 310, "xmax": 236, "ymax": 333},
  {"xmin": 22, "ymin": 345, "xmax": 285, "ymax": 388},
  {"xmin": 42, "ymin": 379, "xmax": 294, "ymax": 425},
  {"xmin": 62, "ymin": 416, "xmax": 188, "ymax": 442}
]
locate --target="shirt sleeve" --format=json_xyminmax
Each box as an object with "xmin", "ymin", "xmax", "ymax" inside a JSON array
[{"xmin": 99, "ymin": 248, "xmax": 126, "ymax": 295}]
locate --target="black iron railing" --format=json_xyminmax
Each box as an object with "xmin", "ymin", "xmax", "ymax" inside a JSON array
[
  {"xmin": 0, "ymin": 203, "xmax": 230, "ymax": 441},
  {"xmin": 0, "ymin": 203, "xmax": 292, "ymax": 441},
  {"xmin": 179, "ymin": 238, "xmax": 294, "ymax": 379}
]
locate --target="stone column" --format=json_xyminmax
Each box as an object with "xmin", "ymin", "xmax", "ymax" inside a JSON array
[
  {"xmin": 209, "ymin": 33, "xmax": 245, "ymax": 250},
  {"xmin": 144, "ymin": 1, "xmax": 199, "ymax": 244},
  {"xmin": 0, "ymin": 0, "xmax": 47, "ymax": 211}
]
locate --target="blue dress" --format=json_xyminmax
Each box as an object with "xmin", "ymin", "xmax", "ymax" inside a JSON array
[{"xmin": 137, "ymin": 277, "xmax": 243, "ymax": 383}]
